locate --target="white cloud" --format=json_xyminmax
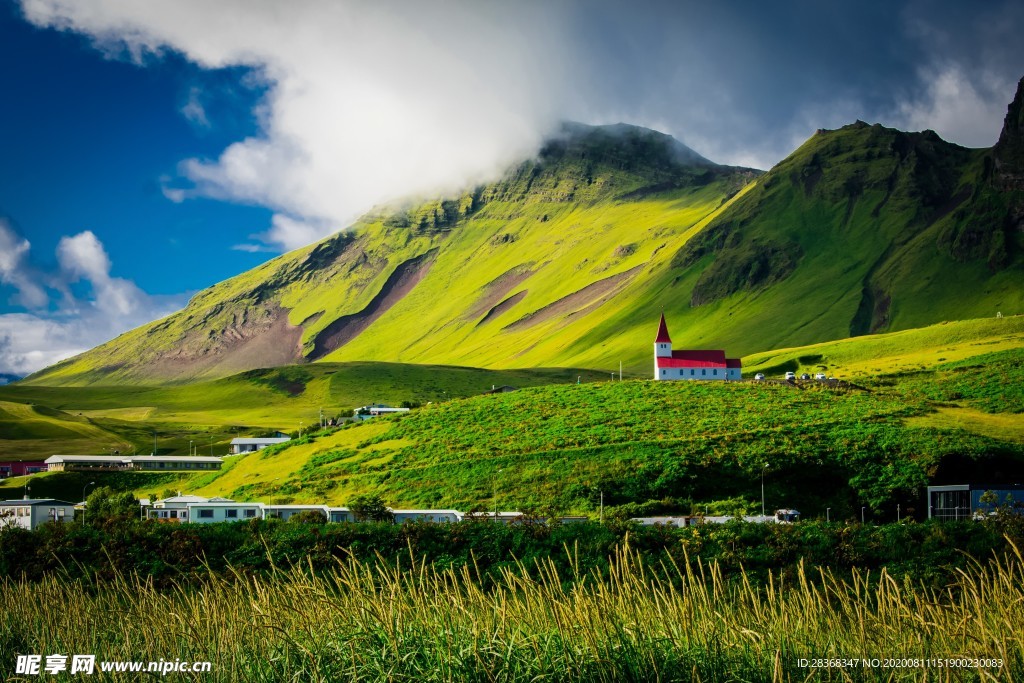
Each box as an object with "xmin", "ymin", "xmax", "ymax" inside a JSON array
[
  {"xmin": 893, "ymin": 65, "xmax": 1014, "ymax": 147},
  {"xmin": 0, "ymin": 222, "xmax": 185, "ymax": 376},
  {"xmin": 181, "ymin": 86, "xmax": 209, "ymax": 127},
  {"xmin": 0, "ymin": 219, "xmax": 50, "ymax": 309},
  {"xmin": 20, "ymin": 0, "xmax": 575, "ymax": 251}
]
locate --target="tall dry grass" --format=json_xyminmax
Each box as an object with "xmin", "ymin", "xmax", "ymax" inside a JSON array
[{"xmin": 2, "ymin": 542, "xmax": 1021, "ymax": 682}]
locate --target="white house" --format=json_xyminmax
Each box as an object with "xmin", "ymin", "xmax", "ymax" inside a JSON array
[
  {"xmin": 229, "ymin": 438, "xmax": 291, "ymax": 454},
  {"xmin": 391, "ymin": 509, "xmax": 463, "ymax": 524},
  {"xmin": 0, "ymin": 499, "xmax": 76, "ymax": 530},
  {"xmin": 187, "ymin": 501, "xmax": 263, "ymax": 523},
  {"xmin": 261, "ymin": 504, "xmax": 331, "ymax": 521},
  {"xmin": 148, "ymin": 495, "xmax": 235, "ymax": 522},
  {"xmin": 45, "ymin": 455, "xmax": 131, "ymax": 472},
  {"xmin": 352, "ymin": 404, "xmax": 411, "ymax": 419},
  {"xmin": 130, "ymin": 455, "xmax": 223, "ymax": 471},
  {"xmin": 653, "ymin": 314, "xmax": 741, "ymax": 381},
  {"xmin": 46, "ymin": 455, "xmax": 224, "ymax": 472}
]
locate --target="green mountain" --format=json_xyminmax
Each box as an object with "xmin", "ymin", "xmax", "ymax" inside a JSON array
[{"xmin": 25, "ymin": 79, "xmax": 1024, "ymax": 386}]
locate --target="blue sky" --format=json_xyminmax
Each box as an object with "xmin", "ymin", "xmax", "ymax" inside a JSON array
[{"xmin": 1, "ymin": 0, "xmax": 1022, "ymax": 376}]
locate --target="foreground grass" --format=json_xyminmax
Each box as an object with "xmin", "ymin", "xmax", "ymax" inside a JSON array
[{"xmin": 2, "ymin": 544, "xmax": 1021, "ymax": 682}]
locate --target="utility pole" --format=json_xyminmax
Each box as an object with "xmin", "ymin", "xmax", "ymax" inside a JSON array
[
  {"xmin": 761, "ymin": 466, "xmax": 767, "ymax": 518},
  {"xmin": 600, "ymin": 491, "xmax": 604, "ymax": 523},
  {"xmin": 619, "ymin": 361, "xmax": 622, "ymax": 381}
]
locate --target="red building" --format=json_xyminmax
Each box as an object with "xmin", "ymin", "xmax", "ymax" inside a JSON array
[{"xmin": 0, "ymin": 461, "xmax": 48, "ymax": 478}]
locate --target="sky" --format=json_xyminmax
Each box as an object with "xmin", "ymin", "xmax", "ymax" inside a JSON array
[{"xmin": 1, "ymin": 0, "xmax": 1022, "ymax": 377}]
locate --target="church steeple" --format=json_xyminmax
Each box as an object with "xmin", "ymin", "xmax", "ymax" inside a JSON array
[
  {"xmin": 654, "ymin": 313, "xmax": 672, "ymax": 361},
  {"xmin": 654, "ymin": 313, "xmax": 672, "ymax": 344}
]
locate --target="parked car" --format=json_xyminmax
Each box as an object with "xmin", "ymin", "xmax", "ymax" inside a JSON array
[
  {"xmin": 814, "ymin": 373, "xmax": 827, "ymax": 380},
  {"xmin": 754, "ymin": 373, "xmax": 765, "ymax": 381},
  {"xmin": 784, "ymin": 371, "xmax": 796, "ymax": 381},
  {"xmin": 799, "ymin": 373, "xmax": 811, "ymax": 380}
]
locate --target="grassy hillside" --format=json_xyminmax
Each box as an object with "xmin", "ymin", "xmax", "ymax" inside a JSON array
[
  {"xmin": 27, "ymin": 123, "xmax": 757, "ymax": 386},
  {"xmin": 113, "ymin": 360, "xmax": 1022, "ymax": 518},
  {"xmin": 0, "ymin": 363, "xmax": 607, "ymax": 462},
  {"xmin": 4, "ymin": 317, "xmax": 1022, "ymax": 509}
]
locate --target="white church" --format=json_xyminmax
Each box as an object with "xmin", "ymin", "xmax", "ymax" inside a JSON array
[{"xmin": 653, "ymin": 314, "xmax": 742, "ymax": 381}]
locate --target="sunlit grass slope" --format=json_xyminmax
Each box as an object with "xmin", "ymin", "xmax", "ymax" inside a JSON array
[
  {"xmin": 744, "ymin": 315, "xmax": 1024, "ymax": 377},
  {"xmin": 0, "ymin": 363, "xmax": 606, "ymax": 461}
]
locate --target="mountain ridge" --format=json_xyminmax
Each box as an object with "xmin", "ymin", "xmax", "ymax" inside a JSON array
[{"xmin": 24, "ymin": 85, "xmax": 1024, "ymax": 386}]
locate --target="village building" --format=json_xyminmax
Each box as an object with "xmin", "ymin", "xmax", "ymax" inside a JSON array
[
  {"xmin": 0, "ymin": 499, "xmax": 76, "ymax": 530},
  {"xmin": 653, "ymin": 314, "xmax": 742, "ymax": 381},
  {"xmin": 391, "ymin": 509, "xmax": 464, "ymax": 524},
  {"xmin": 261, "ymin": 504, "xmax": 332, "ymax": 521},
  {"xmin": 187, "ymin": 501, "xmax": 263, "ymax": 523},
  {"xmin": 228, "ymin": 437, "xmax": 290, "ymax": 454},
  {"xmin": 148, "ymin": 495, "xmax": 234, "ymax": 522},
  {"xmin": 130, "ymin": 456, "xmax": 223, "ymax": 471},
  {"xmin": 0, "ymin": 461, "xmax": 47, "ymax": 478},
  {"xmin": 45, "ymin": 455, "xmax": 224, "ymax": 472},
  {"xmin": 927, "ymin": 484, "xmax": 1024, "ymax": 520}
]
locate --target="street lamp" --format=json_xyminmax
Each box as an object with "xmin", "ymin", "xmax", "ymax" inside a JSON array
[
  {"xmin": 189, "ymin": 440, "xmax": 193, "ymax": 457},
  {"xmin": 826, "ymin": 507, "xmax": 831, "ymax": 523},
  {"xmin": 82, "ymin": 481, "xmax": 96, "ymax": 524},
  {"xmin": 861, "ymin": 506, "xmax": 866, "ymax": 524}
]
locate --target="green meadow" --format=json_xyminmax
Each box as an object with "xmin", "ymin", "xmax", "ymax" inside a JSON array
[{"xmin": 2, "ymin": 317, "xmax": 1022, "ymax": 515}]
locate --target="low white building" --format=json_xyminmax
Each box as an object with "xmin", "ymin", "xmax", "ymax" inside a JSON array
[
  {"xmin": 262, "ymin": 504, "xmax": 330, "ymax": 521},
  {"xmin": 328, "ymin": 507, "xmax": 353, "ymax": 523},
  {"xmin": 187, "ymin": 501, "xmax": 263, "ymax": 523},
  {"xmin": 0, "ymin": 499, "xmax": 76, "ymax": 530},
  {"xmin": 392, "ymin": 509, "xmax": 463, "ymax": 524},
  {"xmin": 130, "ymin": 456, "xmax": 223, "ymax": 471},
  {"xmin": 229, "ymin": 438, "xmax": 291, "ymax": 454},
  {"xmin": 148, "ymin": 495, "xmax": 235, "ymax": 522},
  {"xmin": 46, "ymin": 455, "xmax": 224, "ymax": 472},
  {"xmin": 353, "ymin": 404, "xmax": 411, "ymax": 418},
  {"xmin": 45, "ymin": 455, "xmax": 131, "ymax": 472}
]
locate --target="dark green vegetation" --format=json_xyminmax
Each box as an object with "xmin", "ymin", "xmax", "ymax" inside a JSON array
[
  {"xmin": 1, "ymin": 515, "xmax": 1020, "ymax": 589},
  {"xmin": 2, "ymin": 519, "xmax": 1023, "ymax": 681},
  {"xmin": 22, "ymin": 78, "xmax": 1024, "ymax": 386}
]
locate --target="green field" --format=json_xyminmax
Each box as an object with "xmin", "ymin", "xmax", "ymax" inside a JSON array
[
  {"xmin": 0, "ymin": 363, "xmax": 606, "ymax": 461},
  {"xmin": 3, "ymin": 318, "xmax": 1022, "ymax": 513}
]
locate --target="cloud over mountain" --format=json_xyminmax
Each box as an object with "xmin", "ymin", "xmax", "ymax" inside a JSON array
[{"xmin": 0, "ymin": 219, "xmax": 185, "ymax": 375}]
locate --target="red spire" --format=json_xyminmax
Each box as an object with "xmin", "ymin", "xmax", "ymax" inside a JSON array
[{"xmin": 654, "ymin": 313, "xmax": 672, "ymax": 344}]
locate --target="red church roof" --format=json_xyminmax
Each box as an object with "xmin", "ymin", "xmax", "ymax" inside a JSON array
[
  {"xmin": 726, "ymin": 358, "xmax": 742, "ymax": 368},
  {"xmin": 657, "ymin": 349, "xmax": 728, "ymax": 368},
  {"xmin": 654, "ymin": 313, "xmax": 672, "ymax": 343}
]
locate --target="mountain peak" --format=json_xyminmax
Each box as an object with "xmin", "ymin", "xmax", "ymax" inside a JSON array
[
  {"xmin": 545, "ymin": 121, "xmax": 718, "ymax": 169},
  {"xmin": 994, "ymin": 76, "xmax": 1024, "ymax": 187}
]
